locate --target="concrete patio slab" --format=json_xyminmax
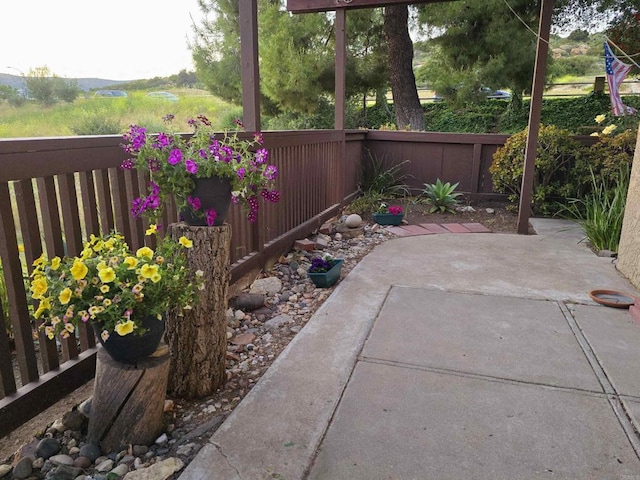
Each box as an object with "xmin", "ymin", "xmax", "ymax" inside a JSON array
[
  {"xmin": 572, "ymin": 304, "xmax": 640, "ymax": 397},
  {"xmin": 362, "ymin": 288, "xmax": 603, "ymax": 391},
  {"xmin": 308, "ymin": 361, "xmax": 640, "ymax": 480}
]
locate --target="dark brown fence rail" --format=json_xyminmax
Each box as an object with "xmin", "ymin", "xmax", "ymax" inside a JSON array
[{"xmin": 0, "ymin": 128, "xmax": 510, "ymax": 437}]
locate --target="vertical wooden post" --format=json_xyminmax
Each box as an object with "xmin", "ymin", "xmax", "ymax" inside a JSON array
[
  {"xmin": 165, "ymin": 224, "xmax": 231, "ymax": 398},
  {"xmin": 239, "ymin": 0, "xmax": 261, "ymax": 132},
  {"xmin": 517, "ymin": 0, "xmax": 555, "ymax": 234}
]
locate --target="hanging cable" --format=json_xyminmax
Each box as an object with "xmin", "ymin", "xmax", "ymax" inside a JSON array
[{"xmin": 502, "ymin": 0, "xmax": 549, "ymax": 44}]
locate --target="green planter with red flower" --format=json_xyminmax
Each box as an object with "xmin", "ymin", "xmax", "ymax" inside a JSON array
[{"xmin": 373, "ymin": 203, "xmax": 404, "ymax": 226}]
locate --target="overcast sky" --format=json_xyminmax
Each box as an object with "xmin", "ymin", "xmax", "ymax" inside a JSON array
[{"xmin": 2, "ymin": 0, "xmax": 205, "ymax": 80}]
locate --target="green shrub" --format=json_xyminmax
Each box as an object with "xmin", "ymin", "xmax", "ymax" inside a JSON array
[
  {"xmin": 345, "ymin": 191, "xmax": 387, "ymax": 217},
  {"xmin": 562, "ymin": 164, "xmax": 630, "ymax": 252},
  {"xmin": 71, "ymin": 114, "xmax": 123, "ymax": 135},
  {"xmin": 422, "ymin": 179, "xmax": 462, "ymax": 213},
  {"xmin": 490, "ymin": 124, "xmax": 583, "ymax": 215},
  {"xmin": 360, "ymin": 149, "xmax": 411, "ymax": 197}
]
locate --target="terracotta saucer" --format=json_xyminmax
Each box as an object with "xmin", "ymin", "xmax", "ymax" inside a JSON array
[{"xmin": 589, "ymin": 289, "xmax": 636, "ymax": 308}]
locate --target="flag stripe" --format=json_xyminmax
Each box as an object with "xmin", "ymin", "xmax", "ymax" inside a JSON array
[{"xmin": 604, "ymin": 42, "xmax": 636, "ymax": 116}]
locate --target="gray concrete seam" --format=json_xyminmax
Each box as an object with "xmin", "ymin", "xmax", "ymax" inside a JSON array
[
  {"xmin": 360, "ymin": 356, "xmax": 609, "ymax": 399},
  {"xmin": 558, "ymin": 301, "xmax": 640, "ymax": 460}
]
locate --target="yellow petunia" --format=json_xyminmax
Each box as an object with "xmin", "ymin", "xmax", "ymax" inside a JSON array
[
  {"xmin": 140, "ymin": 264, "xmax": 159, "ymax": 279},
  {"xmin": 58, "ymin": 287, "xmax": 72, "ymax": 305},
  {"xmin": 98, "ymin": 267, "xmax": 116, "ymax": 283},
  {"xmin": 151, "ymin": 272, "xmax": 162, "ymax": 283},
  {"xmin": 45, "ymin": 325, "xmax": 55, "ymax": 340},
  {"xmin": 80, "ymin": 247, "xmax": 93, "ymax": 259},
  {"xmin": 178, "ymin": 236, "xmax": 193, "ymax": 248},
  {"xmin": 34, "ymin": 297, "xmax": 51, "ymax": 319},
  {"xmin": 50, "ymin": 257, "xmax": 61, "ymax": 270},
  {"xmin": 602, "ymin": 124, "xmax": 617, "ymax": 135},
  {"xmin": 97, "ymin": 261, "xmax": 108, "ymax": 271},
  {"xmin": 100, "ymin": 284, "xmax": 110, "ymax": 293},
  {"xmin": 114, "ymin": 320, "xmax": 135, "ymax": 336},
  {"xmin": 590, "ymin": 132, "xmax": 600, "ymax": 137},
  {"xmin": 595, "ymin": 114, "xmax": 606, "ymax": 124},
  {"xmin": 70, "ymin": 259, "xmax": 89, "ymax": 280},
  {"xmin": 146, "ymin": 224, "xmax": 158, "ymax": 236},
  {"xmin": 136, "ymin": 246, "xmax": 154, "ymax": 260},
  {"xmin": 64, "ymin": 323, "xmax": 75, "ymax": 334},
  {"xmin": 32, "ymin": 254, "xmax": 46, "ymax": 267},
  {"xmin": 92, "ymin": 240, "xmax": 105, "ymax": 252},
  {"xmin": 30, "ymin": 276, "xmax": 48, "ymax": 299},
  {"xmin": 124, "ymin": 256, "xmax": 139, "ymax": 270}
]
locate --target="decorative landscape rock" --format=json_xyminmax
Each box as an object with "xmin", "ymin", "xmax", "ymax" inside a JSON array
[
  {"xmin": 250, "ymin": 277, "xmax": 283, "ymax": 295},
  {"xmin": 12, "ymin": 456, "xmax": 33, "ymax": 479},
  {"xmin": 345, "ymin": 213, "xmax": 363, "ymax": 228},
  {"xmin": 35, "ymin": 438, "xmax": 60, "ymax": 459},
  {"xmin": 230, "ymin": 293, "xmax": 265, "ymax": 311}
]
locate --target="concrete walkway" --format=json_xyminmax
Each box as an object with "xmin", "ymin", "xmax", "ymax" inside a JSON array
[{"xmin": 179, "ymin": 218, "xmax": 640, "ymax": 480}]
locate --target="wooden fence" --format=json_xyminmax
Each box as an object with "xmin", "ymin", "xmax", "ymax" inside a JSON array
[{"xmin": 0, "ymin": 128, "xmax": 510, "ymax": 436}]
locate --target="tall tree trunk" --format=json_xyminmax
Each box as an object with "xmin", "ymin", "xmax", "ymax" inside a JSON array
[{"xmin": 383, "ymin": 5, "xmax": 424, "ymax": 131}]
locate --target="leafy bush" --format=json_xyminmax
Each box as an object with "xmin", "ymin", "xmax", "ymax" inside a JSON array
[
  {"xmin": 344, "ymin": 191, "xmax": 387, "ymax": 218},
  {"xmin": 577, "ymin": 128, "xmax": 637, "ymax": 190},
  {"xmin": 490, "ymin": 124, "xmax": 583, "ymax": 214},
  {"xmin": 562, "ymin": 164, "xmax": 630, "ymax": 252},
  {"xmin": 422, "ymin": 179, "xmax": 462, "ymax": 213},
  {"xmin": 360, "ymin": 149, "xmax": 411, "ymax": 197},
  {"xmin": 71, "ymin": 114, "xmax": 123, "ymax": 135}
]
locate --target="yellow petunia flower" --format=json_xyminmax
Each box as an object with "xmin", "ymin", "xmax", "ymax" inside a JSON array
[
  {"xmin": 92, "ymin": 240, "xmax": 105, "ymax": 252},
  {"xmin": 64, "ymin": 323, "xmax": 75, "ymax": 334},
  {"xmin": 100, "ymin": 285, "xmax": 110, "ymax": 293},
  {"xmin": 50, "ymin": 257, "xmax": 61, "ymax": 270},
  {"xmin": 32, "ymin": 254, "xmax": 46, "ymax": 267},
  {"xmin": 58, "ymin": 287, "xmax": 72, "ymax": 305},
  {"xmin": 98, "ymin": 267, "xmax": 116, "ymax": 283},
  {"xmin": 179, "ymin": 236, "xmax": 193, "ymax": 248},
  {"xmin": 124, "ymin": 256, "xmax": 139, "ymax": 270},
  {"xmin": 115, "ymin": 320, "xmax": 135, "ymax": 336},
  {"xmin": 590, "ymin": 132, "xmax": 599, "ymax": 137},
  {"xmin": 151, "ymin": 272, "xmax": 162, "ymax": 283},
  {"xmin": 80, "ymin": 247, "xmax": 93, "ymax": 259},
  {"xmin": 595, "ymin": 114, "xmax": 606, "ymax": 124},
  {"xmin": 602, "ymin": 124, "xmax": 617, "ymax": 135},
  {"xmin": 30, "ymin": 276, "xmax": 48, "ymax": 299},
  {"xmin": 34, "ymin": 297, "xmax": 51, "ymax": 319},
  {"xmin": 146, "ymin": 224, "xmax": 158, "ymax": 236},
  {"xmin": 70, "ymin": 259, "xmax": 89, "ymax": 280},
  {"xmin": 140, "ymin": 264, "xmax": 159, "ymax": 279},
  {"xmin": 136, "ymin": 246, "xmax": 154, "ymax": 260},
  {"xmin": 96, "ymin": 261, "xmax": 108, "ymax": 271}
]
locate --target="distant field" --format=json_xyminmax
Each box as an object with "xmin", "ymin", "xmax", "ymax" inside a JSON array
[{"xmin": 0, "ymin": 89, "xmax": 242, "ymax": 138}]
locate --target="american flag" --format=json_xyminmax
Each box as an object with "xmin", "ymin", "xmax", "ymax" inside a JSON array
[{"xmin": 604, "ymin": 42, "xmax": 636, "ymax": 116}]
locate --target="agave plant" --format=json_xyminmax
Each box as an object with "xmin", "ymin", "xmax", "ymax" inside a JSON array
[{"xmin": 423, "ymin": 179, "xmax": 462, "ymax": 213}]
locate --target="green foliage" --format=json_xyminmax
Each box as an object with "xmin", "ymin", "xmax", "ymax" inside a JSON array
[
  {"xmin": 360, "ymin": 149, "xmax": 411, "ymax": 197},
  {"xmin": 562, "ymin": 164, "xmax": 630, "ymax": 252},
  {"xmin": 548, "ymin": 56, "xmax": 601, "ymax": 78},
  {"xmin": 70, "ymin": 114, "xmax": 123, "ymax": 135},
  {"xmin": 21, "ymin": 66, "xmax": 80, "ymax": 106},
  {"xmin": 422, "ymin": 179, "xmax": 462, "ymax": 213},
  {"xmin": 490, "ymin": 125, "xmax": 583, "ymax": 214},
  {"xmin": 345, "ymin": 191, "xmax": 387, "ymax": 218}
]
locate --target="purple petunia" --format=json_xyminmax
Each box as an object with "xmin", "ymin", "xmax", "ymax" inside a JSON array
[
  {"xmin": 120, "ymin": 159, "xmax": 134, "ymax": 170},
  {"xmin": 188, "ymin": 196, "xmax": 201, "ymax": 211},
  {"xmin": 264, "ymin": 165, "xmax": 278, "ymax": 181},
  {"xmin": 185, "ymin": 159, "xmax": 198, "ymax": 174},
  {"xmin": 168, "ymin": 149, "xmax": 183, "ymax": 165},
  {"xmin": 255, "ymin": 149, "xmax": 269, "ymax": 165},
  {"xmin": 153, "ymin": 133, "xmax": 170, "ymax": 149},
  {"xmin": 206, "ymin": 209, "xmax": 217, "ymax": 226},
  {"xmin": 237, "ymin": 167, "xmax": 246, "ymax": 180}
]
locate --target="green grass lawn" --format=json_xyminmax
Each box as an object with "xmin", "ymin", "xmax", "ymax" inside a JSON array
[{"xmin": 0, "ymin": 89, "xmax": 242, "ymax": 138}]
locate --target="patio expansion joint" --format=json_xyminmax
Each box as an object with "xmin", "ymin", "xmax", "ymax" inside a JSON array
[
  {"xmin": 209, "ymin": 441, "xmax": 243, "ymax": 479},
  {"xmin": 358, "ymin": 355, "xmax": 609, "ymax": 399},
  {"xmin": 557, "ymin": 301, "xmax": 640, "ymax": 460}
]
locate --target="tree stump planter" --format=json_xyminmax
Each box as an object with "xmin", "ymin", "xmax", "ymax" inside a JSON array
[
  {"xmin": 165, "ymin": 223, "xmax": 231, "ymax": 398},
  {"xmin": 87, "ymin": 345, "xmax": 170, "ymax": 453}
]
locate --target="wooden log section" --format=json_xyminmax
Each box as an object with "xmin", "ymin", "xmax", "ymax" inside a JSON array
[
  {"xmin": 166, "ymin": 223, "xmax": 231, "ymax": 398},
  {"xmin": 87, "ymin": 345, "xmax": 169, "ymax": 452}
]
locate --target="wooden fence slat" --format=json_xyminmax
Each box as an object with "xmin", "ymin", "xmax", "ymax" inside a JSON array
[
  {"xmin": 0, "ymin": 300, "xmax": 17, "ymax": 398},
  {"xmin": 36, "ymin": 177, "xmax": 65, "ymax": 258},
  {"xmin": 94, "ymin": 169, "xmax": 114, "ymax": 233},
  {"xmin": 78, "ymin": 171, "xmax": 100, "ymax": 237},
  {"xmin": 13, "ymin": 180, "xmax": 60, "ymax": 372},
  {"xmin": 0, "ymin": 182, "xmax": 39, "ymax": 385}
]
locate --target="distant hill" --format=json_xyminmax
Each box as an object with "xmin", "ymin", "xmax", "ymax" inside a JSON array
[{"xmin": 0, "ymin": 73, "xmax": 132, "ymax": 91}]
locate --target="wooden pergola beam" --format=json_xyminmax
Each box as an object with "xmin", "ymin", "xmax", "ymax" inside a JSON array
[{"xmin": 287, "ymin": 0, "xmax": 456, "ymax": 13}]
